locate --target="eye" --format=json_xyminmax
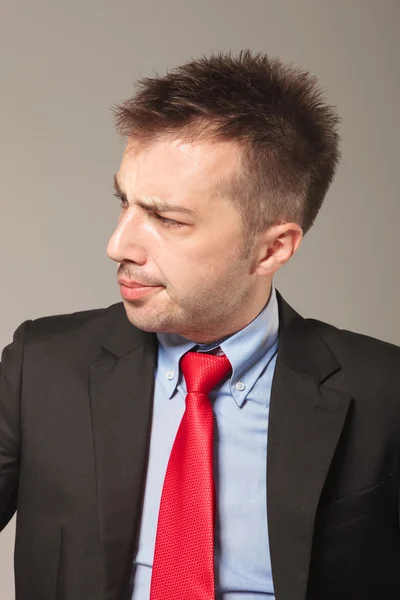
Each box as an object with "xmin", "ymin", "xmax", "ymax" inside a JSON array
[
  {"xmin": 114, "ymin": 193, "xmax": 184, "ymax": 228},
  {"xmin": 153, "ymin": 213, "xmax": 184, "ymax": 228}
]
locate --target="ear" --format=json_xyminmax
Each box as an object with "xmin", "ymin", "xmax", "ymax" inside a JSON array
[{"xmin": 254, "ymin": 222, "xmax": 303, "ymax": 276}]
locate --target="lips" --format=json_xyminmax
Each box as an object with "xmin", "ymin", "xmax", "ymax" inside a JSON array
[{"xmin": 118, "ymin": 278, "xmax": 157, "ymax": 288}]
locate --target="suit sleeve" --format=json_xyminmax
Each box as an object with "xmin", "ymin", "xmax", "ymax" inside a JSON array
[{"xmin": 0, "ymin": 320, "xmax": 32, "ymax": 532}]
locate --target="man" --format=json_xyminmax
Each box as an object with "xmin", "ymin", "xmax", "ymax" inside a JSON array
[{"xmin": 1, "ymin": 50, "xmax": 399, "ymax": 600}]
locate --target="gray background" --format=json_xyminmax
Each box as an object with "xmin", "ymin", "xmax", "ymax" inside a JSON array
[{"xmin": 1, "ymin": 0, "xmax": 399, "ymax": 595}]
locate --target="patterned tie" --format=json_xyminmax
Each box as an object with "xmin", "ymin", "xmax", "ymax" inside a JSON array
[{"xmin": 149, "ymin": 349, "xmax": 232, "ymax": 600}]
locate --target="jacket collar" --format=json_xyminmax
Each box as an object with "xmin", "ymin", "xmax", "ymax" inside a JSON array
[{"xmin": 99, "ymin": 288, "xmax": 340, "ymax": 383}]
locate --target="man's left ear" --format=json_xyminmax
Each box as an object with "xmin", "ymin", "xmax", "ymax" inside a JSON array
[{"xmin": 256, "ymin": 222, "xmax": 303, "ymax": 276}]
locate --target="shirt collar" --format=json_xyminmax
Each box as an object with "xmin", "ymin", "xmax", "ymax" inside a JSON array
[{"xmin": 156, "ymin": 283, "xmax": 279, "ymax": 407}]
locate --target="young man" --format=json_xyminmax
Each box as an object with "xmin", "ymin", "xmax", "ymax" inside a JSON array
[{"xmin": 1, "ymin": 50, "xmax": 399, "ymax": 600}]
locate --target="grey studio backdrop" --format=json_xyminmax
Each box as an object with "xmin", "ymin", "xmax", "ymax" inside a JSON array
[{"xmin": 1, "ymin": 0, "xmax": 399, "ymax": 596}]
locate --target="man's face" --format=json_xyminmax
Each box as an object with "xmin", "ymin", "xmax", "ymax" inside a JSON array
[{"xmin": 107, "ymin": 136, "xmax": 270, "ymax": 343}]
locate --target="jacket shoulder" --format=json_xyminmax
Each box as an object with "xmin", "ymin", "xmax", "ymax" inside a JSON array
[
  {"xmin": 307, "ymin": 317, "xmax": 400, "ymax": 375},
  {"xmin": 28, "ymin": 303, "xmax": 115, "ymax": 333},
  {"xmin": 23, "ymin": 302, "xmax": 127, "ymax": 354}
]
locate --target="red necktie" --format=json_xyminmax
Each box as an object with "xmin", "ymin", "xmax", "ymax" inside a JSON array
[{"xmin": 149, "ymin": 350, "xmax": 232, "ymax": 600}]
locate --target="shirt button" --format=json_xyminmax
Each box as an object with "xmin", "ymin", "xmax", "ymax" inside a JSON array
[
  {"xmin": 236, "ymin": 381, "xmax": 245, "ymax": 391},
  {"xmin": 166, "ymin": 370, "xmax": 174, "ymax": 379}
]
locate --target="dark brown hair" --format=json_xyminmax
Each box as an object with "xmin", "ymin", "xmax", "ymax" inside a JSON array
[{"xmin": 112, "ymin": 50, "xmax": 341, "ymax": 257}]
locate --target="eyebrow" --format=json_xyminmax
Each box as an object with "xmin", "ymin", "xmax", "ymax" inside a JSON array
[{"xmin": 113, "ymin": 174, "xmax": 197, "ymax": 217}]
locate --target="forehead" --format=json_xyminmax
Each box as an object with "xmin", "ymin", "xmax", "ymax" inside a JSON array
[{"xmin": 118, "ymin": 137, "xmax": 241, "ymax": 197}]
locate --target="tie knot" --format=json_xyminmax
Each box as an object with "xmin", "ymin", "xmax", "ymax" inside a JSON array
[{"xmin": 180, "ymin": 350, "xmax": 232, "ymax": 395}]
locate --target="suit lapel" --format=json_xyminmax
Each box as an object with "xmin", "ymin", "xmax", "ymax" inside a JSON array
[
  {"xmin": 268, "ymin": 291, "xmax": 352, "ymax": 600},
  {"xmin": 88, "ymin": 304, "xmax": 157, "ymax": 600}
]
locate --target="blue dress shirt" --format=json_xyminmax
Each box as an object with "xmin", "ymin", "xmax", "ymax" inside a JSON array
[{"xmin": 130, "ymin": 284, "xmax": 279, "ymax": 599}]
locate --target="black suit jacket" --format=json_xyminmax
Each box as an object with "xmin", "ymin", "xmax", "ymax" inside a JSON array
[{"xmin": 1, "ymin": 290, "xmax": 400, "ymax": 600}]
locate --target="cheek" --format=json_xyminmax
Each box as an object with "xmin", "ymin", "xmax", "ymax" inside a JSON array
[
  {"xmin": 154, "ymin": 230, "xmax": 239, "ymax": 284},
  {"xmin": 156, "ymin": 246, "xmax": 204, "ymax": 287}
]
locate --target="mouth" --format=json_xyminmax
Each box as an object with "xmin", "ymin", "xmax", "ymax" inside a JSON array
[
  {"xmin": 117, "ymin": 278, "xmax": 159, "ymax": 288},
  {"xmin": 118, "ymin": 280, "xmax": 164, "ymax": 301}
]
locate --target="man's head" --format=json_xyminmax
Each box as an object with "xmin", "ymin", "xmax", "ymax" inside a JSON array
[{"xmin": 107, "ymin": 50, "xmax": 340, "ymax": 343}]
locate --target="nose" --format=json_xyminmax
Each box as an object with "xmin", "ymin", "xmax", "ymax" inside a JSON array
[{"xmin": 107, "ymin": 209, "xmax": 147, "ymax": 264}]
